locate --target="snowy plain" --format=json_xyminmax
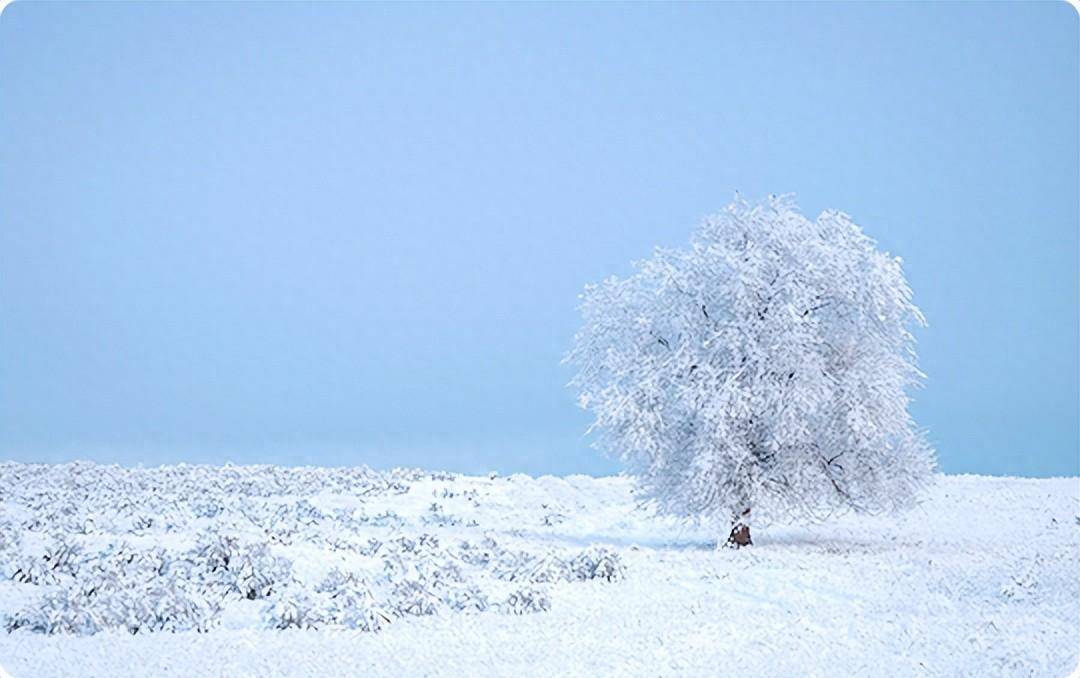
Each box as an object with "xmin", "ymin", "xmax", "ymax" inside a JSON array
[{"xmin": 0, "ymin": 461, "xmax": 1076, "ymax": 677}]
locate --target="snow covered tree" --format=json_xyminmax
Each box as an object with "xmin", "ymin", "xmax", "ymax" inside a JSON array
[{"xmin": 567, "ymin": 195, "xmax": 935, "ymax": 547}]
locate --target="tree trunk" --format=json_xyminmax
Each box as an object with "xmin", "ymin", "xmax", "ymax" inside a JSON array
[{"xmin": 724, "ymin": 508, "xmax": 752, "ymax": 548}]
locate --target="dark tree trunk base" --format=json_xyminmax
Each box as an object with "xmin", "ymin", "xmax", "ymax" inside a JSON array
[
  {"xmin": 725, "ymin": 523, "xmax": 752, "ymax": 548},
  {"xmin": 724, "ymin": 508, "xmax": 752, "ymax": 548}
]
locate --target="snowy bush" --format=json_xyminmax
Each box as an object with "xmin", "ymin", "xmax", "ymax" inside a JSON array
[
  {"xmin": 190, "ymin": 496, "xmax": 224, "ymax": 519},
  {"xmin": 10, "ymin": 537, "xmax": 83, "ymax": 584},
  {"xmin": 309, "ymin": 570, "xmax": 394, "ymax": 631},
  {"xmin": 495, "ymin": 551, "xmax": 569, "ymax": 584},
  {"xmin": 6, "ymin": 588, "xmax": 104, "ymax": 635},
  {"xmin": 568, "ymin": 546, "xmax": 625, "ymax": 582},
  {"xmin": 43, "ymin": 538, "xmax": 83, "ymax": 577},
  {"xmin": 224, "ymin": 545, "xmax": 293, "ymax": 601},
  {"xmin": 424, "ymin": 502, "xmax": 462, "ymax": 527},
  {"xmin": 130, "ymin": 514, "xmax": 155, "ymax": 532},
  {"xmin": 141, "ymin": 581, "xmax": 221, "ymax": 633},
  {"xmin": 446, "ymin": 584, "xmax": 489, "ymax": 614},
  {"xmin": 257, "ymin": 501, "xmax": 328, "ymax": 546},
  {"xmin": 357, "ymin": 537, "xmax": 384, "ymax": 557},
  {"xmin": 389, "ymin": 580, "xmax": 444, "ymax": 617},
  {"xmin": 7, "ymin": 577, "xmax": 219, "ymax": 636},
  {"xmin": 194, "ymin": 534, "xmax": 294, "ymax": 600},
  {"xmin": 195, "ymin": 533, "xmax": 239, "ymax": 573},
  {"xmin": 0, "ymin": 461, "xmax": 645, "ymax": 637},
  {"xmin": 315, "ymin": 568, "xmax": 363, "ymax": 593},
  {"xmin": 457, "ymin": 536, "xmax": 501, "ymax": 567},
  {"xmin": 542, "ymin": 512, "xmax": 567, "ymax": 526},
  {"xmin": 362, "ymin": 510, "xmax": 406, "ymax": 528},
  {"xmin": 325, "ymin": 582, "xmax": 391, "ymax": 631},
  {"xmin": 493, "ymin": 546, "xmax": 625, "ymax": 584},
  {"xmin": 262, "ymin": 590, "xmax": 328, "ymax": 630},
  {"xmin": 567, "ymin": 195, "xmax": 936, "ymax": 542},
  {"xmin": 10, "ymin": 555, "xmax": 62, "ymax": 585},
  {"xmin": 0, "ymin": 521, "xmax": 21, "ymax": 579},
  {"xmin": 500, "ymin": 587, "xmax": 551, "ymax": 615}
]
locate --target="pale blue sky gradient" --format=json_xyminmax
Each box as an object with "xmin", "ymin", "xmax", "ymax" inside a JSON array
[{"xmin": 1, "ymin": 2, "xmax": 1077, "ymax": 476}]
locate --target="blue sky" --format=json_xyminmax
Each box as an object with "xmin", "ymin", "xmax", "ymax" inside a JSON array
[{"xmin": 1, "ymin": 2, "xmax": 1076, "ymax": 476}]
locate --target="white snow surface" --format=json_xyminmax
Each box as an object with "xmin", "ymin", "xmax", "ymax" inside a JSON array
[{"xmin": 0, "ymin": 461, "xmax": 1077, "ymax": 677}]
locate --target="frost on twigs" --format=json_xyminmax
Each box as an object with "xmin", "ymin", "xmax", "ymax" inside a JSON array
[
  {"xmin": 10, "ymin": 537, "xmax": 82, "ymax": 585},
  {"xmin": 500, "ymin": 587, "xmax": 551, "ymax": 615},
  {"xmin": 262, "ymin": 590, "xmax": 328, "ymax": 630},
  {"xmin": 314, "ymin": 569, "xmax": 391, "ymax": 631},
  {"xmin": 493, "ymin": 545, "xmax": 625, "ymax": 584},
  {"xmin": 493, "ymin": 548, "xmax": 562, "ymax": 583},
  {"xmin": 446, "ymin": 585, "xmax": 489, "ymax": 614},
  {"xmin": 0, "ymin": 462, "xmax": 630, "ymax": 637},
  {"xmin": 195, "ymin": 533, "xmax": 295, "ymax": 601},
  {"xmin": 568, "ymin": 546, "xmax": 625, "ymax": 582},
  {"xmin": 6, "ymin": 575, "xmax": 220, "ymax": 636},
  {"xmin": 567, "ymin": 195, "xmax": 936, "ymax": 543}
]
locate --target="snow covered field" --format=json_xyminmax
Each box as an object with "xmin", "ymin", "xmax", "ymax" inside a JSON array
[{"xmin": 0, "ymin": 461, "xmax": 1076, "ymax": 677}]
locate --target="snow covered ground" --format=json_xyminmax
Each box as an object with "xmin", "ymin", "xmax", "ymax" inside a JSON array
[{"xmin": 0, "ymin": 461, "xmax": 1076, "ymax": 677}]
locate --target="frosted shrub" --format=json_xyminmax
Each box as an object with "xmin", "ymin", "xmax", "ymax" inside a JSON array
[
  {"xmin": 357, "ymin": 537, "xmax": 384, "ymax": 557},
  {"xmin": 286, "ymin": 500, "xmax": 324, "ymax": 526},
  {"xmin": 418, "ymin": 558, "xmax": 464, "ymax": 587},
  {"xmin": 228, "ymin": 545, "xmax": 293, "ymax": 601},
  {"xmin": 42, "ymin": 538, "xmax": 83, "ymax": 578},
  {"xmin": 380, "ymin": 538, "xmax": 461, "ymax": 586},
  {"xmin": 494, "ymin": 547, "xmax": 624, "ymax": 584},
  {"xmin": 65, "ymin": 515, "xmax": 98, "ymax": 535},
  {"xmin": 194, "ymin": 534, "xmax": 294, "ymax": 600},
  {"xmin": 130, "ymin": 515, "xmax": 155, "ymax": 532},
  {"xmin": 195, "ymin": 533, "xmax": 239, "ymax": 573},
  {"xmin": 388, "ymin": 533, "xmax": 442, "ymax": 557},
  {"xmin": 424, "ymin": 502, "xmax": 461, "ymax": 527},
  {"xmin": 102, "ymin": 581, "xmax": 219, "ymax": 634},
  {"xmin": 0, "ymin": 461, "xmax": 653, "ymax": 635},
  {"xmin": 542, "ymin": 512, "xmax": 567, "ymax": 526},
  {"xmin": 457, "ymin": 536, "xmax": 501, "ymax": 567},
  {"xmin": 90, "ymin": 543, "xmax": 169, "ymax": 582},
  {"xmin": 6, "ymin": 579, "xmax": 218, "ymax": 635},
  {"xmin": 446, "ymin": 584, "xmax": 489, "ymax": 614},
  {"xmin": 389, "ymin": 580, "xmax": 443, "ymax": 617},
  {"xmin": 6, "ymin": 589, "xmax": 104, "ymax": 635},
  {"xmin": 262, "ymin": 590, "xmax": 328, "ymax": 630},
  {"xmin": 490, "ymin": 547, "xmax": 536, "ymax": 582},
  {"xmin": 79, "ymin": 551, "xmax": 220, "ymax": 634},
  {"xmin": 190, "ymin": 496, "xmax": 224, "ymax": 519},
  {"xmin": 260, "ymin": 501, "xmax": 327, "ymax": 546},
  {"xmin": 141, "ymin": 581, "xmax": 220, "ymax": 633},
  {"xmin": 321, "ymin": 577, "xmax": 391, "ymax": 631},
  {"xmin": 503, "ymin": 552, "xmax": 570, "ymax": 584},
  {"xmin": 10, "ymin": 556, "xmax": 62, "ymax": 585},
  {"xmin": 568, "ymin": 546, "xmax": 625, "ymax": 582},
  {"xmin": 0, "ymin": 521, "xmax": 20, "ymax": 578},
  {"xmin": 568, "ymin": 195, "xmax": 936, "ymax": 545},
  {"xmin": 10, "ymin": 538, "xmax": 82, "ymax": 585},
  {"xmin": 501, "ymin": 587, "xmax": 551, "ymax": 615},
  {"xmin": 331, "ymin": 593, "xmax": 391, "ymax": 631},
  {"xmin": 361, "ymin": 510, "xmax": 405, "ymax": 528},
  {"xmin": 315, "ymin": 568, "xmax": 364, "ymax": 593}
]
